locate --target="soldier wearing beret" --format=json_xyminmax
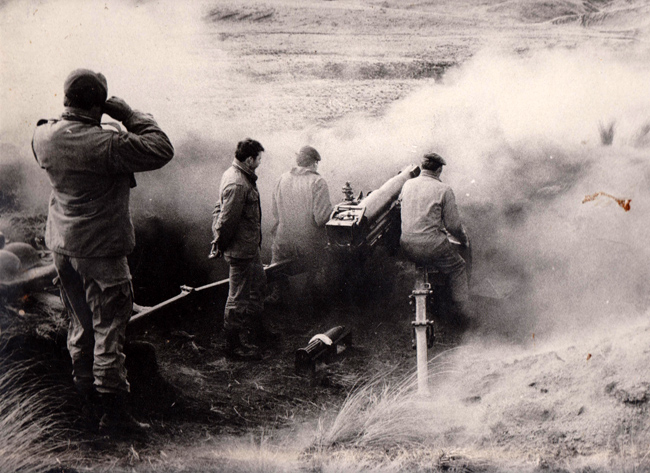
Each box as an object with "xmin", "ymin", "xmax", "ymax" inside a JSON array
[
  {"xmin": 32, "ymin": 68, "xmax": 174, "ymax": 435},
  {"xmin": 399, "ymin": 152, "xmax": 471, "ymax": 318},
  {"xmin": 267, "ymin": 146, "xmax": 333, "ymax": 309}
]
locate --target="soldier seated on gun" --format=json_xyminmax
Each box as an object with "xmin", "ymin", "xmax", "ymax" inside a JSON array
[{"xmin": 399, "ymin": 152, "xmax": 472, "ymax": 321}]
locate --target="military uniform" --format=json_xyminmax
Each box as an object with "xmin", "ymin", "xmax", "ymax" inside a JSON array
[
  {"xmin": 212, "ymin": 159, "xmax": 266, "ymax": 331},
  {"xmin": 270, "ymin": 166, "xmax": 332, "ymax": 267},
  {"xmin": 33, "ymin": 106, "xmax": 174, "ymax": 394},
  {"xmin": 400, "ymin": 167, "xmax": 469, "ymax": 303}
]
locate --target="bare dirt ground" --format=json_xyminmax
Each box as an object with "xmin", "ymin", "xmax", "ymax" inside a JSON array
[{"xmin": 2, "ymin": 0, "xmax": 650, "ymax": 471}]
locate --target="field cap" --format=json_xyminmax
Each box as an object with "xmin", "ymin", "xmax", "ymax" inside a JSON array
[
  {"xmin": 296, "ymin": 146, "xmax": 321, "ymax": 166},
  {"xmin": 64, "ymin": 68, "xmax": 108, "ymax": 107},
  {"xmin": 422, "ymin": 152, "xmax": 446, "ymax": 167}
]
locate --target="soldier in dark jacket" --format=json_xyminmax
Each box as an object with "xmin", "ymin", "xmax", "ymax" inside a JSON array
[
  {"xmin": 212, "ymin": 139, "xmax": 276, "ymax": 359},
  {"xmin": 32, "ymin": 68, "xmax": 174, "ymax": 434}
]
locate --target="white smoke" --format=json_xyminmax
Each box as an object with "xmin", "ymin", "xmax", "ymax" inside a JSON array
[{"xmin": 1, "ymin": 1, "xmax": 649, "ymax": 334}]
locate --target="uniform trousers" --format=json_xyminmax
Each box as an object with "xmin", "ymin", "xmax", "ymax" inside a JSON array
[
  {"xmin": 223, "ymin": 250, "xmax": 266, "ymax": 331},
  {"xmin": 400, "ymin": 238, "xmax": 469, "ymax": 302},
  {"xmin": 53, "ymin": 253, "xmax": 132, "ymax": 394}
]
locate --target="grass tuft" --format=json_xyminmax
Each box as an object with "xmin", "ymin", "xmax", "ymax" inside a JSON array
[
  {"xmin": 214, "ymin": 432, "xmax": 301, "ymax": 473},
  {"xmin": 0, "ymin": 361, "xmax": 73, "ymax": 473},
  {"xmin": 315, "ymin": 349, "xmax": 462, "ymax": 450}
]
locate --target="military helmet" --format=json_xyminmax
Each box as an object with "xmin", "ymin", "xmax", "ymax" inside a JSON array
[
  {"xmin": 0, "ymin": 250, "xmax": 21, "ymax": 282},
  {"xmin": 4, "ymin": 242, "xmax": 41, "ymax": 270}
]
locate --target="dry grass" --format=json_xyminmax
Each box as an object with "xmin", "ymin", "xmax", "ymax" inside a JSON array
[
  {"xmin": 314, "ymin": 349, "xmax": 463, "ymax": 449},
  {"xmin": 305, "ymin": 348, "xmax": 499, "ymax": 472},
  {"xmin": 0, "ymin": 361, "xmax": 72, "ymax": 473},
  {"xmin": 211, "ymin": 433, "xmax": 303, "ymax": 472}
]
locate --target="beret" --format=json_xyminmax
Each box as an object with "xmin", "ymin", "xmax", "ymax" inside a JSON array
[
  {"xmin": 422, "ymin": 152, "xmax": 446, "ymax": 166},
  {"xmin": 296, "ymin": 146, "xmax": 321, "ymax": 166},
  {"xmin": 64, "ymin": 68, "xmax": 108, "ymax": 107}
]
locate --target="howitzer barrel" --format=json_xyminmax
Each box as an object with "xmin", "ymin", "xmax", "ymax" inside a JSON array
[{"xmin": 360, "ymin": 164, "xmax": 420, "ymax": 223}]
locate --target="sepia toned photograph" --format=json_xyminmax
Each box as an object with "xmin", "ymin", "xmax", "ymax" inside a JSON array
[{"xmin": 1, "ymin": 0, "xmax": 649, "ymax": 471}]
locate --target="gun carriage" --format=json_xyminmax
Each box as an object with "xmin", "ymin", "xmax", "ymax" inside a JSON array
[{"xmin": 325, "ymin": 164, "xmax": 420, "ymax": 257}]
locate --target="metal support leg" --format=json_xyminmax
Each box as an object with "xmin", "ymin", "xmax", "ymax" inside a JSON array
[{"xmin": 410, "ymin": 266, "xmax": 432, "ymax": 394}]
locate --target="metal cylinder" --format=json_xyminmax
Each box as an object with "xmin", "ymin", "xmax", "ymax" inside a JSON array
[
  {"xmin": 295, "ymin": 326, "xmax": 350, "ymax": 375},
  {"xmin": 359, "ymin": 164, "xmax": 419, "ymax": 223}
]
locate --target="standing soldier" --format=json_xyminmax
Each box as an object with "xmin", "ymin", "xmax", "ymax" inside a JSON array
[
  {"xmin": 399, "ymin": 152, "xmax": 471, "ymax": 319},
  {"xmin": 32, "ymin": 69, "xmax": 174, "ymax": 434},
  {"xmin": 268, "ymin": 146, "xmax": 333, "ymax": 308},
  {"xmin": 212, "ymin": 139, "xmax": 276, "ymax": 359}
]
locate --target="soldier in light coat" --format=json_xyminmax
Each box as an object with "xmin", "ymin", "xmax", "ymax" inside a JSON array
[
  {"xmin": 400, "ymin": 152, "xmax": 471, "ymax": 317},
  {"xmin": 268, "ymin": 146, "xmax": 333, "ymax": 308}
]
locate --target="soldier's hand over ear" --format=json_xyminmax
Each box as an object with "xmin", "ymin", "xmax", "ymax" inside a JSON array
[{"xmin": 103, "ymin": 96, "xmax": 134, "ymax": 122}]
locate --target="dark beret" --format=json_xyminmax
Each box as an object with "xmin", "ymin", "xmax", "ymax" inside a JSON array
[
  {"xmin": 296, "ymin": 146, "xmax": 321, "ymax": 166},
  {"xmin": 63, "ymin": 69, "xmax": 108, "ymax": 108},
  {"xmin": 422, "ymin": 152, "xmax": 446, "ymax": 167}
]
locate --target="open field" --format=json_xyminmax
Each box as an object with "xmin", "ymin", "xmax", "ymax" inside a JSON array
[{"xmin": 2, "ymin": 0, "xmax": 650, "ymax": 471}]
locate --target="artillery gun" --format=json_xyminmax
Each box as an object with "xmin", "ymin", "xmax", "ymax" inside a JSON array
[
  {"xmin": 325, "ymin": 164, "xmax": 420, "ymax": 258},
  {"xmin": 324, "ymin": 165, "xmax": 476, "ymax": 393},
  {"xmin": 128, "ymin": 164, "xmax": 477, "ymax": 388}
]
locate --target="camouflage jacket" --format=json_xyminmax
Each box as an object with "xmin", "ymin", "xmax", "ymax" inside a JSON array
[
  {"xmin": 32, "ymin": 107, "xmax": 174, "ymax": 257},
  {"xmin": 212, "ymin": 160, "xmax": 262, "ymax": 259}
]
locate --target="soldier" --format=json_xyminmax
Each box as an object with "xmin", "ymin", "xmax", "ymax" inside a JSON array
[
  {"xmin": 212, "ymin": 139, "xmax": 276, "ymax": 359},
  {"xmin": 399, "ymin": 152, "xmax": 471, "ymax": 318},
  {"xmin": 268, "ymin": 146, "xmax": 333, "ymax": 308},
  {"xmin": 32, "ymin": 68, "xmax": 174, "ymax": 434}
]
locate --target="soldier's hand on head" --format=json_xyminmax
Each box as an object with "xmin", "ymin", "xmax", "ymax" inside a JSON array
[{"xmin": 103, "ymin": 96, "xmax": 134, "ymax": 122}]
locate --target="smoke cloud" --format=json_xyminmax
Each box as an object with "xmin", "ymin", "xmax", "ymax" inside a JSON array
[{"xmin": 1, "ymin": 1, "xmax": 648, "ymax": 332}]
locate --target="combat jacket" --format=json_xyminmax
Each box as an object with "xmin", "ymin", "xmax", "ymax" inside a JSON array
[
  {"xmin": 212, "ymin": 160, "xmax": 262, "ymax": 259},
  {"xmin": 399, "ymin": 169, "xmax": 468, "ymax": 250},
  {"xmin": 270, "ymin": 166, "xmax": 332, "ymax": 263},
  {"xmin": 32, "ymin": 107, "xmax": 174, "ymax": 258}
]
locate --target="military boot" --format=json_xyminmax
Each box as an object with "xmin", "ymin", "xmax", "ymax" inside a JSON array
[
  {"xmin": 76, "ymin": 385, "xmax": 102, "ymax": 433},
  {"xmin": 264, "ymin": 282, "xmax": 283, "ymax": 307},
  {"xmin": 98, "ymin": 393, "xmax": 151, "ymax": 437},
  {"xmin": 249, "ymin": 318, "xmax": 280, "ymax": 349},
  {"xmin": 224, "ymin": 328, "xmax": 262, "ymax": 361}
]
